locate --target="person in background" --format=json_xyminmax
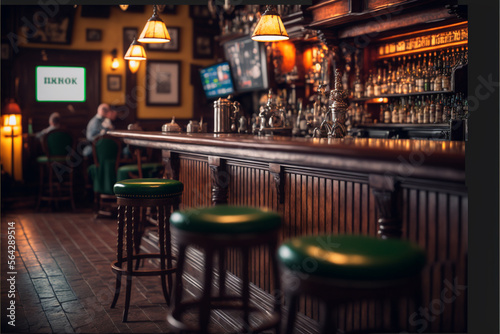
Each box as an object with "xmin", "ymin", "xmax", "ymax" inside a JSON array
[
  {"xmin": 36, "ymin": 112, "xmax": 61, "ymax": 139},
  {"xmin": 83, "ymin": 103, "xmax": 115, "ymax": 157}
]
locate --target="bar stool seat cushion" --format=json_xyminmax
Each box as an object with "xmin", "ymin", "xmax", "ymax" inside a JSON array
[
  {"xmin": 170, "ymin": 205, "xmax": 281, "ymax": 234},
  {"xmin": 279, "ymin": 235, "xmax": 426, "ymax": 280},
  {"xmin": 36, "ymin": 155, "xmax": 67, "ymax": 163},
  {"xmin": 116, "ymin": 162, "xmax": 163, "ymax": 182},
  {"xmin": 114, "ymin": 178, "xmax": 183, "ymax": 199}
]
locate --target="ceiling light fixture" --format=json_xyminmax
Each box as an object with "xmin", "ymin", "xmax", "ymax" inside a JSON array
[
  {"xmin": 138, "ymin": 4, "xmax": 170, "ymax": 44},
  {"xmin": 124, "ymin": 37, "xmax": 147, "ymax": 60},
  {"xmin": 251, "ymin": 5, "xmax": 289, "ymax": 42}
]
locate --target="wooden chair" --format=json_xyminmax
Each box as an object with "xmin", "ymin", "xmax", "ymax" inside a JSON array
[
  {"xmin": 36, "ymin": 129, "xmax": 76, "ymax": 211},
  {"xmin": 87, "ymin": 135, "xmax": 122, "ymax": 218}
]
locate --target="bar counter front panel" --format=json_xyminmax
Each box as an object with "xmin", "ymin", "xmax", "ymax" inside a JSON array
[{"xmin": 109, "ymin": 131, "xmax": 467, "ymax": 333}]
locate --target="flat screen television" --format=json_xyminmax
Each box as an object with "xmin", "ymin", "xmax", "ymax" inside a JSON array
[
  {"xmin": 36, "ymin": 66, "xmax": 86, "ymax": 102},
  {"xmin": 223, "ymin": 36, "xmax": 268, "ymax": 93},
  {"xmin": 199, "ymin": 62, "xmax": 235, "ymax": 99}
]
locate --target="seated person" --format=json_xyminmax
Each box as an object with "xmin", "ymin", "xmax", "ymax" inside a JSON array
[
  {"xmin": 83, "ymin": 104, "xmax": 116, "ymax": 157},
  {"xmin": 36, "ymin": 112, "xmax": 61, "ymax": 140}
]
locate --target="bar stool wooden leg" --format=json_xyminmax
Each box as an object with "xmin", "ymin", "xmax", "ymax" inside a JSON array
[
  {"xmin": 133, "ymin": 206, "xmax": 142, "ymax": 271},
  {"xmin": 111, "ymin": 205, "xmax": 124, "ymax": 309},
  {"xmin": 218, "ymin": 250, "xmax": 226, "ymax": 297},
  {"xmin": 123, "ymin": 206, "xmax": 134, "ymax": 322},
  {"xmin": 164, "ymin": 204, "xmax": 174, "ymax": 305},
  {"xmin": 158, "ymin": 205, "xmax": 170, "ymax": 305},
  {"xmin": 319, "ymin": 301, "xmax": 333, "ymax": 334},
  {"xmin": 173, "ymin": 243, "xmax": 187, "ymax": 310},
  {"xmin": 269, "ymin": 241, "xmax": 281, "ymax": 334},
  {"xmin": 284, "ymin": 293, "xmax": 298, "ymax": 334},
  {"xmin": 241, "ymin": 248, "xmax": 250, "ymax": 329},
  {"xmin": 199, "ymin": 249, "xmax": 214, "ymax": 334}
]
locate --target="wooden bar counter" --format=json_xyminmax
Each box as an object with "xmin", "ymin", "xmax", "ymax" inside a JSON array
[{"xmin": 109, "ymin": 130, "xmax": 467, "ymax": 333}]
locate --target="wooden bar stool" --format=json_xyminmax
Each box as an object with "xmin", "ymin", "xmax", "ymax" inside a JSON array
[
  {"xmin": 278, "ymin": 234, "xmax": 426, "ymax": 334},
  {"xmin": 167, "ymin": 205, "xmax": 282, "ymax": 333},
  {"xmin": 110, "ymin": 178, "xmax": 183, "ymax": 322}
]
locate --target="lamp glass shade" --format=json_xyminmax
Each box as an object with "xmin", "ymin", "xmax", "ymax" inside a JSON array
[
  {"xmin": 128, "ymin": 60, "xmax": 141, "ymax": 73},
  {"xmin": 124, "ymin": 40, "xmax": 147, "ymax": 60},
  {"xmin": 119, "ymin": 4, "xmax": 129, "ymax": 11},
  {"xmin": 111, "ymin": 57, "xmax": 120, "ymax": 70},
  {"xmin": 3, "ymin": 100, "xmax": 21, "ymax": 115},
  {"xmin": 138, "ymin": 19, "xmax": 170, "ymax": 43},
  {"xmin": 251, "ymin": 11, "xmax": 289, "ymax": 42}
]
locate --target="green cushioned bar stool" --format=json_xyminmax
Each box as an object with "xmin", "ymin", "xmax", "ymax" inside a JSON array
[
  {"xmin": 278, "ymin": 234, "xmax": 426, "ymax": 334},
  {"xmin": 110, "ymin": 178, "xmax": 183, "ymax": 322},
  {"xmin": 167, "ymin": 205, "xmax": 282, "ymax": 334}
]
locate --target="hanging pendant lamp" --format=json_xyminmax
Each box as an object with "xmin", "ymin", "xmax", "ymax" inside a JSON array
[
  {"xmin": 138, "ymin": 4, "xmax": 170, "ymax": 43},
  {"xmin": 124, "ymin": 37, "xmax": 147, "ymax": 60},
  {"xmin": 251, "ymin": 5, "xmax": 289, "ymax": 42}
]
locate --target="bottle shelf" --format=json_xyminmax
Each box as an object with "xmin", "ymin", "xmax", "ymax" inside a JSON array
[{"xmin": 350, "ymin": 90, "xmax": 455, "ymax": 102}]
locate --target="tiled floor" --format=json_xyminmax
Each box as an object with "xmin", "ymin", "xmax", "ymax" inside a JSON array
[{"xmin": 0, "ymin": 210, "xmax": 190, "ymax": 333}]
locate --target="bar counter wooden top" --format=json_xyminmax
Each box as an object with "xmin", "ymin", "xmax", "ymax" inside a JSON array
[
  {"xmin": 108, "ymin": 130, "xmax": 465, "ymax": 182},
  {"xmin": 108, "ymin": 130, "xmax": 467, "ymax": 333}
]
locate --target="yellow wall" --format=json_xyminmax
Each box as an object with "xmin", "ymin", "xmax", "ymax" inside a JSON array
[{"xmin": 17, "ymin": 5, "xmax": 215, "ymax": 119}]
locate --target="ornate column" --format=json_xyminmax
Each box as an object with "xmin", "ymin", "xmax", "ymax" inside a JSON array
[
  {"xmin": 369, "ymin": 174, "xmax": 402, "ymax": 239},
  {"xmin": 208, "ymin": 156, "xmax": 228, "ymax": 205},
  {"xmin": 162, "ymin": 150, "xmax": 179, "ymax": 180}
]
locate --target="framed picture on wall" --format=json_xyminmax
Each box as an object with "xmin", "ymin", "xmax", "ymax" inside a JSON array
[
  {"xmin": 193, "ymin": 31, "xmax": 214, "ymax": 59},
  {"xmin": 145, "ymin": 27, "xmax": 180, "ymax": 52},
  {"xmin": 86, "ymin": 29, "xmax": 102, "ymax": 41},
  {"xmin": 146, "ymin": 60, "xmax": 181, "ymax": 106},
  {"xmin": 20, "ymin": 6, "xmax": 76, "ymax": 44},
  {"xmin": 123, "ymin": 27, "xmax": 138, "ymax": 57},
  {"xmin": 107, "ymin": 75, "xmax": 122, "ymax": 91}
]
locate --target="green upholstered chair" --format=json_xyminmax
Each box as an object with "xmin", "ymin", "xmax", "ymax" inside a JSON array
[
  {"xmin": 110, "ymin": 178, "xmax": 183, "ymax": 322},
  {"xmin": 278, "ymin": 234, "xmax": 426, "ymax": 334},
  {"xmin": 87, "ymin": 135, "xmax": 122, "ymax": 217},
  {"xmin": 167, "ymin": 205, "xmax": 282, "ymax": 334},
  {"xmin": 36, "ymin": 129, "xmax": 75, "ymax": 210}
]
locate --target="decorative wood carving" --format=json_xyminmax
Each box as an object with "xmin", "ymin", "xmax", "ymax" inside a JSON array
[
  {"xmin": 269, "ymin": 163, "xmax": 285, "ymax": 204},
  {"xmin": 162, "ymin": 150, "xmax": 180, "ymax": 180},
  {"xmin": 209, "ymin": 156, "xmax": 228, "ymax": 205},
  {"xmin": 369, "ymin": 174, "xmax": 401, "ymax": 239}
]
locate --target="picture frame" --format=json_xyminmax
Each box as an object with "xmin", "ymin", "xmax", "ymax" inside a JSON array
[
  {"xmin": 146, "ymin": 60, "xmax": 181, "ymax": 106},
  {"xmin": 145, "ymin": 27, "xmax": 180, "ymax": 52},
  {"xmin": 123, "ymin": 27, "xmax": 138, "ymax": 57},
  {"xmin": 20, "ymin": 6, "xmax": 75, "ymax": 45},
  {"xmin": 189, "ymin": 5, "xmax": 211, "ymax": 19},
  {"xmin": 159, "ymin": 5, "xmax": 176, "ymax": 14},
  {"xmin": 107, "ymin": 75, "xmax": 122, "ymax": 91},
  {"xmin": 86, "ymin": 29, "xmax": 102, "ymax": 42},
  {"xmin": 193, "ymin": 30, "xmax": 214, "ymax": 59}
]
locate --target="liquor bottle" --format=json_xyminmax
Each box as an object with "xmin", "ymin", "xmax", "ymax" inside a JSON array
[
  {"xmin": 354, "ymin": 69, "xmax": 364, "ymax": 99},
  {"xmin": 422, "ymin": 54, "xmax": 430, "ymax": 92},
  {"xmin": 429, "ymin": 96, "xmax": 436, "ymax": 123},
  {"xmin": 365, "ymin": 70, "xmax": 374, "ymax": 97},
  {"xmin": 355, "ymin": 103, "xmax": 363, "ymax": 124},
  {"xmin": 296, "ymin": 98, "xmax": 307, "ymax": 131},
  {"xmin": 422, "ymin": 98, "xmax": 429, "ymax": 124},
  {"xmin": 409, "ymin": 55, "xmax": 417, "ymax": 93},
  {"xmin": 435, "ymin": 94, "xmax": 443, "ymax": 122},
  {"xmin": 434, "ymin": 52, "xmax": 443, "ymax": 91},
  {"xmin": 443, "ymin": 96, "xmax": 451, "ymax": 122},
  {"xmin": 387, "ymin": 63, "xmax": 395, "ymax": 94},
  {"xmin": 401, "ymin": 58, "xmax": 409, "ymax": 94},
  {"xmin": 381, "ymin": 68, "xmax": 388, "ymax": 94},
  {"xmin": 28, "ymin": 117, "xmax": 33, "ymax": 135},
  {"xmin": 415, "ymin": 54, "xmax": 424, "ymax": 93},
  {"xmin": 406, "ymin": 98, "xmax": 412, "ymax": 124},
  {"xmin": 411, "ymin": 98, "xmax": 418, "ymax": 124},
  {"xmin": 399, "ymin": 98, "xmax": 406, "ymax": 124},
  {"xmin": 374, "ymin": 68, "xmax": 382, "ymax": 96},
  {"xmin": 429, "ymin": 53, "xmax": 435, "ymax": 91},
  {"xmin": 384, "ymin": 104, "xmax": 391, "ymax": 123},
  {"xmin": 417, "ymin": 98, "xmax": 424, "ymax": 124},
  {"xmin": 442, "ymin": 52, "xmax": 451, "ymax": 91},
  {"xmin": 379, "ymin": 105, "xmax": 384, "ymax": 123},
  {"xmin": 391, "ymin": 103, "xmax": 399, "ymax": 124}
]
